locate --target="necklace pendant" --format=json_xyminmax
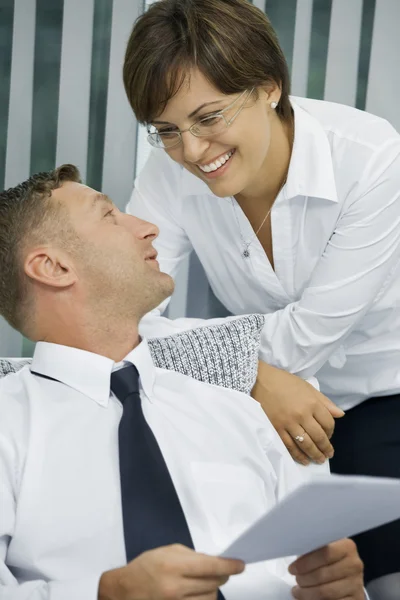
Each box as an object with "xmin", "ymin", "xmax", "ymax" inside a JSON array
[{"xmin": 243, "ymin": 248, "xmax": 250, "ymax": 258}]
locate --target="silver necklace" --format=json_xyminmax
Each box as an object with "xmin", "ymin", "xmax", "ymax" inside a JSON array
[{"xmin": 231, "ymin": 175, "xmax": 287, "ymax": 259}]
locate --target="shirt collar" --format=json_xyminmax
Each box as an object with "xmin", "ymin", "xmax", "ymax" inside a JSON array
[
  {"xmin": 180, "ymin": 97, "xmax": 338, "ymax": 203},
  {"xmin": 287, "ymin": 98, "xmax": 338, "ymax": 202},
  {"xmin": 30, "ymin": 338, "xmax": 156, "ymax": 407}
]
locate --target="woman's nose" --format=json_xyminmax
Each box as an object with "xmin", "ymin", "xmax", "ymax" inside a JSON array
[{"xmin": 181, "ymin": 131, "xmax": 210, "ymax": 164}]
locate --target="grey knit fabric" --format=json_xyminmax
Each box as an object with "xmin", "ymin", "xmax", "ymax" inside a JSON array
[
  {"xmin": 147, "ymin": 315, "xmax": 264, "ymax": 393},
  {"xmin": 0, "ymin": 314, "xmax": 264, "ymax": 395}
]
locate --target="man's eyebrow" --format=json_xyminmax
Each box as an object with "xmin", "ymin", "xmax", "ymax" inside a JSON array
[
  {"xmin": 91, "ymin": 193, "xmax": 113, "ymax": 208},
  {"xmin": 152, "ymin": 100, "xmax": 223, "ymax": 125}
]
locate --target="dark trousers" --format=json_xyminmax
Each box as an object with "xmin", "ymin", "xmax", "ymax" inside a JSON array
[{"xmin": 330, "ymin": 393, "xmax": 400, "ymax": 583}]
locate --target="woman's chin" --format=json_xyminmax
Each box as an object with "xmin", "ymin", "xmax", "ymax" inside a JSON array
[{"xmin": 206, "ymin": 177, "xmax": 243, "ymax": 198}]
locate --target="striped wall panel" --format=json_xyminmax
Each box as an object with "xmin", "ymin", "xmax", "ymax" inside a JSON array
[{"xmin": 0, "ymin": 0, "xmax": 399, "ymax": 355}]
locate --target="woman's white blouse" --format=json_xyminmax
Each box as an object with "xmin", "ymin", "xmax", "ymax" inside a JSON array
[{"xmin": 126, "ymin": 97, "xmax": 400, "ymax": 410}]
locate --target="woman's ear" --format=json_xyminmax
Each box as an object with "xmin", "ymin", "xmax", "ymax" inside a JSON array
[
  {"xmin": 260, "ymin": 81, "xmax": 282, "ymax": 106},
  {"xmin": 24, "ymin": 246, "xmax": 77, "ymax": 289}
]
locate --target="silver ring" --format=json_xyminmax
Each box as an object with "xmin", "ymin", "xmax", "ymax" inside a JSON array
[{"xmin": 295, "ymin": 435, "xmax": 305, "ymax": 443}]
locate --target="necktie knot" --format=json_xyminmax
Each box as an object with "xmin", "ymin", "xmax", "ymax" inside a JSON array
[{"xmin": 111, "ymin": 364, "xmax": 140, "ymax": 404}]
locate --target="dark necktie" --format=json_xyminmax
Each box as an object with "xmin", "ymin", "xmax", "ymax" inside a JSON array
[{"xmin": 111, "ymin": 364, "xmax": 196, "ymax": 559}]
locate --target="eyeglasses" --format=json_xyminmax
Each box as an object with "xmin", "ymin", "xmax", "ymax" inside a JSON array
[{"xmin": 147, "ymin": 88, "xmax": 254, "ymax": 149}]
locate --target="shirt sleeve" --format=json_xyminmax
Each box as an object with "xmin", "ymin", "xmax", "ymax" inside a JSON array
[
  {"xmin": 0, "ymin": 577, "xmax": 102, "ymax": 600},
  {"xmin": 259, "ymin": 139, "xmax": 400, "ymax": 378},
  {"xmin": 0, "ymin": 386, "xmax": 101, "ymax": 600}
]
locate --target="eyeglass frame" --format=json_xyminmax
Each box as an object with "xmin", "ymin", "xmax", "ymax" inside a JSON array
[{"xmin": 146, "ymin": 87, "xmax": 254, "ymax": 149}]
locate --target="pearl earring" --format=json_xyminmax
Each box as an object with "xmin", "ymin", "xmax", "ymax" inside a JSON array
[{"xmin": 271, "ymin": 101, "xmax": 278, "ymax": 109}]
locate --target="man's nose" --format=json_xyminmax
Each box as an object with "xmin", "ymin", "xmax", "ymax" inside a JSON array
[
  {"xmin": 181, "ymin": 131, "xmax": 210, "ymax": 164},
  {"xmin": 127, "ymin": 214, "xmax": 159, "ymax": 240}
]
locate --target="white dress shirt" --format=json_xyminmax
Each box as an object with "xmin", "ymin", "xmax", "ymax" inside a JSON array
[
  {"xmin": 0, "ymin": 338, "xmax": 329, "ymax": 600},
  {"xmin": 127, "ymin": 97, "xmax": 400, "ymax": 410}
]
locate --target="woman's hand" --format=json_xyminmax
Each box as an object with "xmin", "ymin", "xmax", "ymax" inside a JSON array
[
  {"xmin": 252, "ymin": 361, "xmax": 344, "ymax": 465},
  {"xmin": 289, "ymin": 539, "xmax": 365, "ymax": 600}
]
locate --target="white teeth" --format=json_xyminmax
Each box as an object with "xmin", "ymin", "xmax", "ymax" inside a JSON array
[{"xmin": 199, "ymin": 150, "xmax": 234, "ymax": 173}]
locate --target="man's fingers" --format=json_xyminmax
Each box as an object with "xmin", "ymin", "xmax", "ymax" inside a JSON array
[
  {"xmin": 293, "ymin": 555, "xmax": 363, "ymax": 587},
  {"xmin": 280, "ymin": 430, "xmax": 310, "ymax": 465},
  {"xmin": 182, "ymin": 575, "xmax": 230, "ymax": 596},
  {"xmin": 187, "ymin": 594, "xmax": 219, "ymax": 600},
  {"xmin": 186, "ymin": 554, "xmax": 245, "ymax": 578},
  {"xmin": 291, "ymin": 577, "xmax": 358, "ymax": 600},
  {"xmin": 289, "ymin": 540, "xmax": 354, "ymax": 575}
]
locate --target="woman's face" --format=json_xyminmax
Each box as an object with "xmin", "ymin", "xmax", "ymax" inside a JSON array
[{"xmin": 152, "ymin": 68, "xmax": 281, "ymax": 199}]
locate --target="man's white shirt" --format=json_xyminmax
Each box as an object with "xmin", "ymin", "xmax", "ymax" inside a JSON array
[
  {"xmin": 127, "ymin": 97, "xmax": 400, "ymax": 411},
  {"xmin": 0, "ymin": 339, "xmax": 329, "ymax": 600}
]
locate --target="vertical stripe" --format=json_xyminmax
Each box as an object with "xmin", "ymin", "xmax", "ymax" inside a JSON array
[
  {"xmin": 0, "ymin": 0, "xmax": 14, "ymax": 191},
  {"xmin": 366, "ymin": 0, "xmax": 400, "ymax": 130},
  {"xmin": 1, "ymin": 0, "xmax": 35, "ymax": 358},
  {"xmin": 135, "ymin": 124, "xmax": 153, "ymax": 178},
  {"xmin": 307, "ymin": 0, "xmax": 332, "ymax": 100},
  {"xmin": 355, "ymin": 0, "xmax": 376, "ymax": 111},
  {"xmin": 186, "ymin": 254, "xmax": 214, "ymax": 318},
  {"xmin": 30, "ymin": 0, "xmax": 64, "ymax": 174},
  {"xmin": 265, "ymin": 0, "xmax": 297, "ymax": 74},
  {"xmin": 165, "ymin": 256, "xmax": 191, "ymax": 319},
  {"xmin": 102, "ymin": 0, "xmax": 143, "ymax": 208},
  {"xmin": 134, "ymin": 1, "xmax": 157, "ymax": 179},
  {"xmin": 324, "ymin": 0, "xmax": 363, "ymax": 106},
  {"xmin": 291, "ymin": 0, "xmax": 313, "ymax": 96},
  {"xmin": 186, "ymin": 254, "xmax": 231, "ymax": 319},
  {"xmin": 0, "ymin": 319, "xmax": 21, "ymax": 358},
  {"xmin": 55, "ymin": 0, "xmax": 95, "ymax": 179},
  {"xmin": 4, "ymin": 0, "xmax": 36, "ymax": 189},
  {"xmin": 86, "ymin": 0, "xmax": 113, "ymax": 190},
  {"xmin": 252, "ymin": 0, "xmax": 265, "ymax": 11}
]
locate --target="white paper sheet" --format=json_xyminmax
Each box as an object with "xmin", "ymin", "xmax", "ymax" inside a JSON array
[{"xmin": 220, "ymin": 474, "xmax": 400, "ymax": 563}]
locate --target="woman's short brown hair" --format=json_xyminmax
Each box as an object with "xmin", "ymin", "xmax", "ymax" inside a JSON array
[{"xmin": 123, "ymin": 0, "xmax": 291, "ymax": 124}]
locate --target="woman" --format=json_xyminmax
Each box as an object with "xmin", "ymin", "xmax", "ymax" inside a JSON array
[{"xmin": 123, "ymin": 0, "xmax": 400, "ymax": 592}]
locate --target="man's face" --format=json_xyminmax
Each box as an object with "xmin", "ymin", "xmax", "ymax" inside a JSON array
[{"xmin": 51, "ymin": 181, "xmax": 174, "ymax": 319}]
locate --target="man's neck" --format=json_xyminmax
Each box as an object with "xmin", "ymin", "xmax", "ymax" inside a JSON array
[{"xmin": 38, "ymin": 314, "xmax": 141, "ymax": 363}]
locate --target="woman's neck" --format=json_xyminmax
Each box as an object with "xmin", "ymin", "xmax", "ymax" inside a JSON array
[{"xmin": 236, "ymin": 115, "xmax": 294, "ymax": 207}]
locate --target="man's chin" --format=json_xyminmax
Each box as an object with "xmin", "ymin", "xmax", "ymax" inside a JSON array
[{"xmin": 148, "ymin": 271, "xmax": 175, "ymax": 309}]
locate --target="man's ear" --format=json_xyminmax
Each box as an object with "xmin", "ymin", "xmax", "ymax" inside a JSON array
[{"xmin": 24, "ymin": 246, "xmax": 78, "ymax": 289}]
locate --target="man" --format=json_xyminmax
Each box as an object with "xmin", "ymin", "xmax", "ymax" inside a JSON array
[{"xmin": 0, "ymin": 166, "xmax": 365, "ymax": 600}]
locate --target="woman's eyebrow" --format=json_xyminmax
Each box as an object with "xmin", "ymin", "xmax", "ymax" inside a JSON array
[{"xmin": 152, "ymin": 100, "xmax": 223, "ymax": 125}]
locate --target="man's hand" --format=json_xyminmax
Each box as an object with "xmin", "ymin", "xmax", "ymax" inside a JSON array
[
  {"xmin": 252, "ymin": 361, "xmax": 345, "ymax": 465},
  {"xmin": 98, "ymin": 543, "xmax": 245, "ymax": 600},
  {"xmin": 289, "ymin": 539, "xmax": 364, "ymax": 600}
]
